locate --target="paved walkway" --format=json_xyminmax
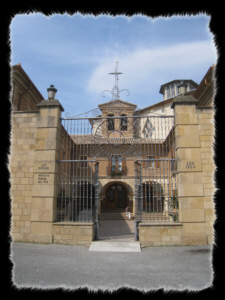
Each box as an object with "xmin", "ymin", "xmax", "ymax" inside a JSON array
[
  {"xmin": 11, "ymin": 242, "xmax": 213, "ymax": 291},
  {"xmin": 89, "ymin": 241, "xmax": 141, "ymax": 252},
  {"xmin": 98, "ymin": 219, "xmax": 136, "ymax": 242},
  {"xmin": 90, "ymin": 219, "xmax": 141, "ymax": 252},
  {"xmin": 10, "ymin": 220, "xmax": 214, "ymax": 291}
]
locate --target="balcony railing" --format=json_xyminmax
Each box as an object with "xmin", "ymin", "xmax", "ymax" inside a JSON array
[{"xmin": 107, "ymin": 167, "xmax": 127, "ymax": 177}]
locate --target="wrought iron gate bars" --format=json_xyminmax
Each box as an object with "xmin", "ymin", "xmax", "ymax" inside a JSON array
[
  {"xmin": 94, "ymin": 162, "xmax": 99, "ymax": 240},
  {"xmin": 57, "ymin": 114, "xmax": 177, "ymax": 227},
  {"xmin": 138, "ymin": 159, "xmax": 178, "ymax": 223},
  {"xmin": 60, "ymin": 114, "xmax": 175, "ymax": 119}
]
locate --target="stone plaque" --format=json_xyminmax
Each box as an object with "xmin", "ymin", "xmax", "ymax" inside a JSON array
[
  {"xmin": 34, "ymin": 173, "xmax": 54, "ymax": 185},
  {"xmin": 34, "ymin": 162, "xmax": 57, "ymax": 173},
  {"xmin": 38, "ymin": 163, "xmax": 50, "ymax": 171},
  {"xmin": 185, "ymin": 161, "xmax": 196, "ymax": 169},
  {"xmin": 178, "ymin": 160, "xmax": 202, "ymax": 172},
  {"xmin": 37, "ymin": 174, "xmax": 50, "ymax": 184}
]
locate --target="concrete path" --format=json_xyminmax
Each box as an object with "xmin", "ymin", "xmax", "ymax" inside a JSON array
[
  {"xmin": 10, "ymin": 220, "xmax": 214, "ymax": 291},
  {"xmin": 89, "ymin": 241, "xmax": 141, "ymax": 252},
  {"xmin": 11, "ymin": 242, "xmax": 213, "ymax": 291},
  {"xmin": 89, "ymin": 219, "xmax": 141, "ymax": 252},
  {"xmin": 98, "ymin": 219, "xmax": 136, "ymax": 241}
]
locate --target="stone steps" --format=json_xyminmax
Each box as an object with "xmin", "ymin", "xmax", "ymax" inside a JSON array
[
  {"xmin": 143, "ymin": 213, "xmax": 171, "ymax": 222},
  {"xmin": 99, "ymin": 212, "xmax": 129, "ymax": 220},
  {"xmin": 99, "ymin": 212, "xmax": 170, "ymax": 221}
]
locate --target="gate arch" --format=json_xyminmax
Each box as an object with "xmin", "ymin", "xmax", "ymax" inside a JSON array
[{"xmin": 100, "ymin": 181, "xmax": 133, "ymax": 211}]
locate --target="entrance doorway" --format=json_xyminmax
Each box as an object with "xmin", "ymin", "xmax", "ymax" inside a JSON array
[{"xmin": 105, "ymin": 183, "xmax": 127, "ymax": 209}]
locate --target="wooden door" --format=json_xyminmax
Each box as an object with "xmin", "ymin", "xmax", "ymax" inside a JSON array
[
  {"xmin": 116, "ymin": 184, "xmax": 127, "ymax": 208},
  {"xmin": 106, "ymin": 184, "xmax": 127, "ymax": 209},
  {"xmin": 106, "ymin": 185, "xmax": 116, "ymax": 209}
]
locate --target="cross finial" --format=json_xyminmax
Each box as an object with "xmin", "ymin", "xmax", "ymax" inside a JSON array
[
  {"xmin": 108, "ymin": 58, "xmax": 123, "ymax": 100},
  {"xmin": 102, "ymin": 59, "xmax": 130, "ymax": 101}
]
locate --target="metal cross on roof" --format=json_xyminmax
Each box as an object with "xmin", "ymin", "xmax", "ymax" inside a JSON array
[{"xmin": 102, "ymin": 58, "xmax": 129, "ymax": 100}]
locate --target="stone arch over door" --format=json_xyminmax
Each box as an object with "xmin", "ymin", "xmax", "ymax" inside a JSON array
[{"xmin": 100, "ymin": 181, "xmax": 133, "ymax": 211}]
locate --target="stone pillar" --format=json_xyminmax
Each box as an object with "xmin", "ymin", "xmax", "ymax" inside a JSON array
[
  {"xmin": 172, "ymin": 96, "xmax": 207, "ymax": 245},
  {"xmin": 30, "ymin": 99, "xmax": 64, "ymax": 243}
]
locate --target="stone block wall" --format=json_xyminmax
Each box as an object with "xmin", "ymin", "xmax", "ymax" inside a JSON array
[
  {"xmin": 10, "ymin": 111, "xmax": 38, "ymax": 242},
  {"xmin": 197, "ymin": 107, "xmax": 215, "ymax": 245},
  {"xmin": 52, "ymin": 222, "xmax": 94, "ymax": 246},
  {"xmin": 10, "ymin": 97, "xmax": 215, "ymax": 247},
  {"xmin": 139, "ymin": 223, "xmax": 182, "ymax": 247},
  {"xmin": 10, "ymin": 101, "xmax": 95, "ymax": 246},
  {"xmin": 138, "ymin": 100, "xmax": 215, "ymax": 247},
  {"xmin": 173, "ymin": 98, "xmax": 215, "ymax": 245}
]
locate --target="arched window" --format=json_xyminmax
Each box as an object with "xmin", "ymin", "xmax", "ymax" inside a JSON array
[
  {"xmin": 120, "ymin": 114, "xmax": 127, "ymax": 131},
  {"xmin": 107, "ymin": 114, "xmax": 114, "ymax": 131}
]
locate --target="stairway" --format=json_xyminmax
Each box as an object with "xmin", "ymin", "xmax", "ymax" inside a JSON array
[
  {"xmin": 99, "ymin": 210, "xmax": 170, "ymax": 222},
  {"xmin": 99, "ymin": 208, "xmax": 132, "ymax": 220},
  {"xmin": 99, "ymin": 212, "xmax": 129, "ymax": 220},
  {"xmin": 143, "ymin": 213, "xmax": 171, "ymax": 222}
]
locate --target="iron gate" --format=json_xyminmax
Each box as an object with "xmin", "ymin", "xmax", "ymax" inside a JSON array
[
  {"xmin": 57, "ymin": 114, "xmax": 177, "ymax": 239},
  {"xmin": 57, "ymin": 159, "xmax": 98, "ymax": 222},
  {"xmin": 94, "ymin": 162, "xmax": 99, "ymax": 240},
  {"xmin": 134, "ymin": 161, "xmax": 142, "ymax": 240},
  {"xmin": 57, "ymin": 117, "xmax": 99, "ymax": 238},
  {"xmin": 135, "ymin": 157, "xmax": 178, "ymax": 223}
]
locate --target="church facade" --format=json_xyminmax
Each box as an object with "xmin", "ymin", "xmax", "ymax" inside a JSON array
[{"xmin": 10, "ymin": 62, "xmax": 215, "ymax": 247}]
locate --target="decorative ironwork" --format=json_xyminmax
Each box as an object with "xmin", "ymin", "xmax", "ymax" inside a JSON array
[
  {"xmin": 102, "ymin": 58, "xmax": 130, "ymax": 101},
  {"xmin": 65, "ymin": 107, "xmax": 102, "ymax": 119},
  {"xmin": 139, "ymin": 158, "xmax": 178, "ymax": 223},
  {"xmin": 93, "ymin": 116, "xmax": 139, "ymax": 156},
  {"xmin": 57, "ymin": 114, "xmax": 177, "ymax": 231},
  {"xmin": 94, "ymin": 162, "xmax": 99, "ymax": 239}
]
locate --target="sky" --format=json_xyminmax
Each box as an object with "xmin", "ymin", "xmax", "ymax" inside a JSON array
[{"xmin": 10, "ymin": 13, "xmax": 217, "ymax": 117}]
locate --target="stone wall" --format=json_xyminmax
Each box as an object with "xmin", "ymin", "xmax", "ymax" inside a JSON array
[
  {"xmin": 10, "ymin": 111, "xmax": 39, "ymax": 242},
  {"xmin": 139, "ymin": 223, "xmax": 182, "ymax": 246},
  {"xmin": 197, "ymin": 107, "xmax": 215, "ymax": 245},
  {"xmin": 10, "ymin": 101, "xmax": 95, "ymax": 246},
  {"xmin": 11, "ymin": 63, "xmax": 44, "ymax": 111},
  {"xmin": 138, "ymin": 98, "xmax": 215, "ymax": 247},
  {"xmin": 10, "ymin": 98, "xmax": 215, "ymax": 247},
  {"xmin": 52, "ymin": 222, "xmax": 94, "ymax": 246}
]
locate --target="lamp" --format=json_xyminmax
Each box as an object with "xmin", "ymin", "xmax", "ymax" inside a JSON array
[{"xmin": 47, "ymin": 85, "xmax": 57, "ymax": 100}]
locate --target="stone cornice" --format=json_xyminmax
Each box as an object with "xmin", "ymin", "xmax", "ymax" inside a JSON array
[
  {"xmin": 171, "ymin": 95, "xmax": 198, "ymax": 109},
  {"xmin": 12, "ymin": 64, "xmax": 44, "ymax": 102},
  {"xmin": 37, "ymin": 99, "xmax": 64, "ymax": 112}
]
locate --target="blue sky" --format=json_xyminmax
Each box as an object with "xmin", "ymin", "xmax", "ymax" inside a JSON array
[{"xmin": 10, "ymin": 13, "xmax": 217, "ymax": 117}]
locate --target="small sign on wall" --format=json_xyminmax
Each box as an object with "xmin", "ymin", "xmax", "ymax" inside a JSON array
[
  {"xmin": 37, "ymin": 174, "xmax": 50, "ymax": 184},
  {"xmin": 185, "ymin": 161, "xmax": 196, "ymax": 169},
  {"xmin": 38, "ymin": 163, "xmax": 50, "ymax": 171},
  {"xmin": 34, "ymin": 173, "xmax": 54, "ymax": 185}
]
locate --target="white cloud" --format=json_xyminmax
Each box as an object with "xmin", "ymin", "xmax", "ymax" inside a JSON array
[{"xmin": 87, "ymin": 39, "xmax": 217, "ymax": 101}]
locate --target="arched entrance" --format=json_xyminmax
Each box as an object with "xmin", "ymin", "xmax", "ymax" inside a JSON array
[{"xmin": 105, "ymin": 183, "xmax": 128, "ymax": 209}]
